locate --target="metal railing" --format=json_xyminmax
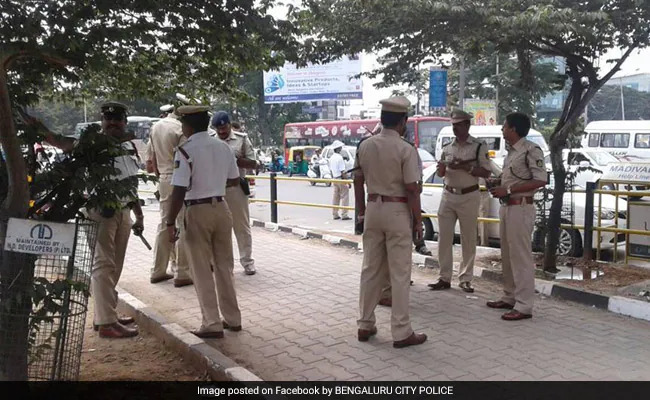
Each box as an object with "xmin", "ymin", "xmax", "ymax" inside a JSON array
[{"xmin": 244, "ymin": 173, "xmax": 650, "ymax": 263}]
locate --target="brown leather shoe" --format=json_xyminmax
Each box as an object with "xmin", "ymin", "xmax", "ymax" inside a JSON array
[
  {"xmin": 93, "ymin": 316, "xmax": 135, "ymax": 331},
  {"xmin": 98, "ymin": 322, "xmax": 138, "ymax": 339},
  {"xmin": 501, "ymin": 310, "xmax": 532, "ymax": 321},
  {"xmin": 393, "ymin": 332, "xmax": 427, "ymax": 348},
  {"xmin": 173, "ymin": 278, "xmax": 193, "ymax": 288},
  {"xmin": 486, "ymin": 300, "xmax": 515, "ymax": 309},
  {"xmin": 222, "ymin": 321, "xmax": 242, "ymax": 332},
  {"xmin": 357, "ymin": 327, "xmax": 377, "ymax": 342},
  {"xmin": 150, "ymin": 273, "xmax": 173, "ymax": 284},
  {"xmin": 378, "ymin": 298, "xmax": 392, "ymax": 307},
  {"xmin": 428, "ymin": 279, "xmax": 451, "ymax": 290},
  {"xmin": 191, "ymin": 329, "xmax": 224, "ymax": 339}
]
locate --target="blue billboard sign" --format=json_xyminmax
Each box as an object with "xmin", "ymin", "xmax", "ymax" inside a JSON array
[{"xmin": 429, "ymin": 69, "xmax": 448, "ymax": 109}]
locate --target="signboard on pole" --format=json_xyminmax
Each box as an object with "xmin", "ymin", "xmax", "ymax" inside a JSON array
[
  {"xmin": 263, "ymin": 55, "xmax": 363, "ymax": 104},
  {"xmin": 429, "ymin": 68, "xmax": 447, "ymax": 109},
  {"xmin": 4, "ymin": 218, "xmax": 75, "ymax": 256},
  {"xmin": 463, "ymin": 99, "xmax": 497, "ymax": 125}
]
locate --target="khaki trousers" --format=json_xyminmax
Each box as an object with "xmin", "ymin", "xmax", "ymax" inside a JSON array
[
  {"xmin": 152, "ymin": 176, "xmax": 191, "ymax": 280},
  {"xmin": 184, "ymin": 201, "xmax": 241, "ymax": 331},
  {"xmin": 225, "ymin": 186, "xmax": 254, "ymax": 269},
  {"xmin": 91, "ymin": 209, "xmax": 131, "ymax": 325},
  {"xmin": 478, "ymin": 191, "xmax": 491, "ymax": 246},
  {"xmin": 332, "ymin": 183, "xmax": 349, "ymax": 218},
  {"xmin": 499, "ymin": 203, "xmax": 536, "ymax": 314},
  {"xmin": 358, "ymin": 200, "xmax": 413, "ymax": 341},
  {"xmin": 437, "ymin": 191, "xmax": 480, "ymax": 283}
]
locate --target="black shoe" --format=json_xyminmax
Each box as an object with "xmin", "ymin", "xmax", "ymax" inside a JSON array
[
  {"xmin": 415, "ymin": 246, "xmax": 432, "ymax": 256},
  {"xmin": 459, "ymin": 281, "xmax": 475, "ymax": 293},
  {"xmin": 427, "ymin": 279, "xmax": 451, "ymax": 291}
]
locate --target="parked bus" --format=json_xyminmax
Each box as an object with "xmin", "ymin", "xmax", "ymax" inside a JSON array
[
  {"xmin": 282, "ymin": 116, "xmax": 450, "ymax": 165},
  {"xmin": 582, "ymin": 120, "xmax": 650, "ymax": 161}
]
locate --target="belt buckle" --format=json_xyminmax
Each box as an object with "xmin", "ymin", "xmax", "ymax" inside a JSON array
[{"xmin": 452, "ymin": 187, "xmax": 459, "ymax": 194}]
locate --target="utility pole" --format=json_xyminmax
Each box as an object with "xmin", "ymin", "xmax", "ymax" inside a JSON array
[
  {"xmin": 83, "ymin": 98, "xmax": 87, "ymax": 123},
  {"xmin": 459, "ymin": 57, "xmax": 466, "ymax": 109},
  {"xmin": 619, "ymin": 78, "xmax": 626, "ymax": 120},
  {"xmin": 495, "ymin": 54, "xmax": 499, "ymax": 122}
]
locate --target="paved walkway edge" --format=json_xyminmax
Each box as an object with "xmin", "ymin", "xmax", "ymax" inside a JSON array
[
  {"xmin": 252, "ymin": 219, "xmax": 650, "ymax": 323},
  {"xmin": 116, "ymin": 289, "xmax": 264, "ymax": 382}
]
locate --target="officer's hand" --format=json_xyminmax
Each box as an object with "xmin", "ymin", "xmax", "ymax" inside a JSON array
[
  {"xmin": 357, "ymin": 213, "xmax": 365, "ymax": 224},
  {"xmin": 490, "ymin": 186, "xmax": 508, "ymax": 198},
  {"xmin": 167, "ymin": 225, "xmax": 178, "ymax": 243},
  {"xmin": 437, "ymin": 161, "xmax": 446, "ymax": 174},
  {"xmin": 413, "ymin": 221, "xmax": 424, "ymax": 242},
  {"xmin": 132, "ymin": 219, "xmax": 144, "ymax": 235}
]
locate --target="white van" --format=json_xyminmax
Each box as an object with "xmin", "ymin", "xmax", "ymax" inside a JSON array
[
  {"xmin": 435, "ymin": 125, "xmax": 548, "ymax": 160},
  {"xmin": 582, "ymin": 120, "xmax": 650, "ymax": 161}
]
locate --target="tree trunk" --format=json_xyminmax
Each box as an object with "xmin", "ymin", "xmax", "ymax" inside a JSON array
[{"xmin": 0, "ymin": 64, "xmax": 32, "ymax": 381}]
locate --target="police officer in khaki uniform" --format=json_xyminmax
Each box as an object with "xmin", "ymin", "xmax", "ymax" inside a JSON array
[
  {"xmin": 429, "ymin": 109, "xmax": 492, "ymax": 293},
  {"xmin": 355, "ymin": 96, "xmax": 427, "ymax": 348},
  {"xmin": 210, "ymin": 111, "xmax": 257, "ymax": 275},
  {"xmin": 487, "ymin": 112, "xmax": 546, "ymax": 320},
  {"xmin": 146, "ymin": 106, "xmax": 193, "ymax": 287},
  {"xmin": 167, "ymin": 106, "xmax": 242, "ymax": 338},
  {"xmin": 92, "ymin": 102, "xmax": 143, "ymax": 338}
]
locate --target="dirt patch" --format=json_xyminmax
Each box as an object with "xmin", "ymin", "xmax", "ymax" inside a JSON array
[
  {"xmin": 80, "ymin": 301, "xmax": 206, "ymax": 381},
  {"xmin": 553, "ymin": 260, "xmax": 650, "ymax": 297}
]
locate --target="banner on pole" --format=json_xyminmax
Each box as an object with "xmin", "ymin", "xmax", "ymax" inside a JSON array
[{"xmin": 429, "ymin": 68, "xmax": 448, "ymax": 109}]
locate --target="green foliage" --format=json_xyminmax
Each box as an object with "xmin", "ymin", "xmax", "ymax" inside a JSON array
[
  {"xmin": 589, "ymin": 85, "xmax": 650, "ymax": 121},
  {"xmin": 2, "ymin": 0, "xmax": 298, "ymax": 108}
]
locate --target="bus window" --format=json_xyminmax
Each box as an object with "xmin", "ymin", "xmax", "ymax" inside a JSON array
[
  {"xmin": 588, "ymin": 133, "xmax": 600, "ymax": 147},
  {"xmin": 600, "ymin": 132, "xmax": 629, "ymax": 148},
  {"xmin": 405, "ymin": 121, "xmax": 416, "ymax": 144},
  {"xmin": 482, "ymin": 137, "xmax": 501, "ymax": 151},
  {"xmin": 416, "ymin": 120, "xmax": 447, "ymax": 153},
  {"xmin": 635, "ymin": 133, "xmax": 650, "ymax": 148}
]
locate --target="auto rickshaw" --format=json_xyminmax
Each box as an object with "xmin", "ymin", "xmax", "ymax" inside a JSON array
[{"xmin": 287, "ymin": 146, "xmax": 320, "ymax": 176}]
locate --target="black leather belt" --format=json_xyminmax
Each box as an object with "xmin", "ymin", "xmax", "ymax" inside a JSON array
[
  {"xmin": 184, "ymin": 196, "xmax": 224, "ymax": 206},
  {"xmin": 444, "ymin": 184, "xmax": 479, "ymax": 195}
]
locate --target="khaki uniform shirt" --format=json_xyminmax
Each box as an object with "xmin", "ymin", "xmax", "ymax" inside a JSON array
[
  {"xmin": 440, "ymin": 136, "xmax": 491, "ymax": 188},
  {"xmin": 501, "ymin": 138, "xmax": 547, "ymax": 198},
  {"xmin": 216, "ymin": 130, "xmax": 256, "ymax": 178},
  {"xmin": 147, "ymin": 115, "xmax": 186, "ymax": 175},
  {"xmin": 171, "ymin": 131, "xmax": 240, "ymax": 200},
  {"xmin": 356, "ymin": 128, "xmax": 420, "ymax": 197}
]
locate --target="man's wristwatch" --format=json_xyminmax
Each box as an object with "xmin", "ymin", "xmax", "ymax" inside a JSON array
[{"xmin": 506, "ymin": 186, "xmax": 512, "ymax": 196}]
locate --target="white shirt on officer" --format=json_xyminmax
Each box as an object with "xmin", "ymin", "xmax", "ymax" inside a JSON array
[
  {"xmin": 329, "ymin": 152, "xmax": 346, "ymax": 178},
  {"xmin": 171, "ymin": 131, "xmax": 239, "ymax": 200}
]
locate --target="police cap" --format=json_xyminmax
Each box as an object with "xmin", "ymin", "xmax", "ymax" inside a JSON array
[
  {"xmin": 100, "ymin": 101, "xmax": 128, "ymax": 118},
  {"xmin": 450, "ymin": 109, "xmax": 473, "ymax": 124},
  {"xmin": 379, "ymin": 96, "xmax": 410, "ymax": 113},
  {"xmin": 210, "ymin": 111, "xmax": 231, "ymax": 128},
  {"xmin": 177, "ymin": 105, "xmax": 210, "ymax": 120}
]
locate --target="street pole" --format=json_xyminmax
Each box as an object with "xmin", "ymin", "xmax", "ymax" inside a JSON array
[
  {"xmin": 459, "ymin": 57, "xmax": 466, "ymax": 109},
  {"xmin": 619, "ymin": 78, "xmax": 626, "ymax": 120},
  {"xmin": 495, "ymin": 54, "xmax": 499, "ymax": 122},
  {"xmin": 83, "ymin": 98, "xmax": 87, "ymax": 123}
]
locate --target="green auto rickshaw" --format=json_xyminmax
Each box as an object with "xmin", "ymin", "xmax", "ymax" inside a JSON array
[{"xmin": 287, "ymin": 146, "xmax": 320, "ymax": 176}]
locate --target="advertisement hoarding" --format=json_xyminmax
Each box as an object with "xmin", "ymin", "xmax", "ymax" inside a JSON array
[
  {"xmin": 263, "ymin": 55, "xmax": 363, "ymax": 104},
  {"xmin": 463, "ymin": 99, "xmax": 497, "ymax": 126},
  {"xmin": 429, "ymin": 68, "xmax": 447, "ymax": 109}
]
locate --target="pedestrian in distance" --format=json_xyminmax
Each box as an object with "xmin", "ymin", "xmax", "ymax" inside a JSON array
[
  {"xmin": 167, "ymin": 105, "xmax": 242, "ymax": 338},
  {"xmin": 428, "ymin": 109, "xmax": 492, "ymax": 294},
  {"xmin": 329, "ymin": 140, "xmax": 351, "ymax": 220},
  {"xmin": 146, "ymin": 104, "xmax": 193, "ymax": 287},
  {"xmin": 487, "ymin": 112, "xmax": 547, "ymax": 321},
  {"xmin": 355, "ymin": 95, "xmax": 427, "ymax": 348},
  {"xmin": 211, "ymin": 111, "xmax": 258, "ymax": 276}
]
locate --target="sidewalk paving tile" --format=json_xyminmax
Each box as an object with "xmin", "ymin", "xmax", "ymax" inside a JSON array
[{"xmin": 116, "ymin": 206, "xmax": 650, "ymax": 381}]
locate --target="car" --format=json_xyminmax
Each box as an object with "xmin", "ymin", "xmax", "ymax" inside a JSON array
[
  {"xmin": 321, "ymin": 144, "xmax": 356, "ymax": 173},
  {"xmin": 543, "ymin": 149, "xmax": 619, "ymax": 189},
  {"xmin": 417, "ymin": 148, "xmax": 436, "ymax": 170},
  {"xmin": 420, "ymin": 165, "xmax": 627, "ymax": 257}
]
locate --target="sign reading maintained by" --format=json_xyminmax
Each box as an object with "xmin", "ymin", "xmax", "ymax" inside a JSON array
[
  {"xmin": 263, "ymin": 55, "xmax": 362, "ymax": 103},
  {"xmin": 4, "ymin": 218, "xmax": 75, "ymax": 256},
  {"xmin": 601, "ymin": 162, "xmax": 650, "ymax": 184}
]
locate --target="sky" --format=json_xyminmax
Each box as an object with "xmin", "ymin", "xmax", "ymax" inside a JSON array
[{"xmin": 269, "ymin": 1, "xmax": 650, "ymax": 111}]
